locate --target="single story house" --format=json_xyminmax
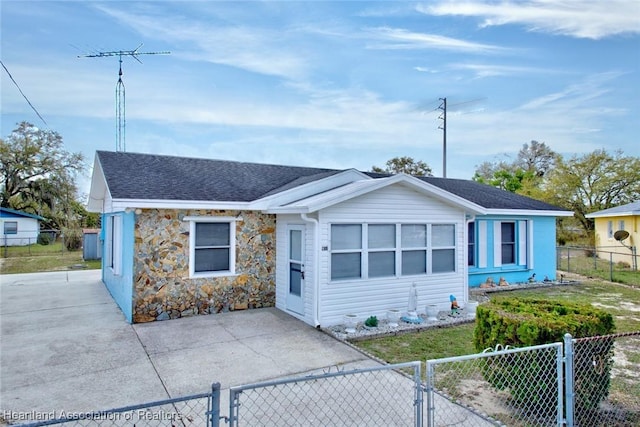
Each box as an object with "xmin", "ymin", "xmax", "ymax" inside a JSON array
[
  {"xmin": 0, "ymin": 207, "xmax": 45, "ymax": 246},
  {"xmin": 586, "ymin": 201, "xmax": 639, "ymax": 269},
  {"xmin": 87, "ymin": 151, "xmax": 572, "ymax": 326}
]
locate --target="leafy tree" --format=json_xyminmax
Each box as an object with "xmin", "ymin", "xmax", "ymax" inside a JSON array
[
  {"xmin": 542, "ymin": 150, "xmax": 640, "ymax": 234},
  {"xmin": 473, "ymin": 141, "xmax": 558, "ymax": 193},
  {"xmin": 0, "ymin": 121, "xmax": 85, "ymax": 229},
  {"xmin": 371, "ymin": 156, "xmax": 433, "ymax": 176}
]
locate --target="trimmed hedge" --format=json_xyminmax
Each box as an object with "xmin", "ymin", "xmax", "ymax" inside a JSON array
[
  {"xmin": 474, "ymin": 297, "xmax": 615, "ymax": 417},
  {"xmin": 474, "ymin": 298, "xmax": 615, "ymax": 350}
]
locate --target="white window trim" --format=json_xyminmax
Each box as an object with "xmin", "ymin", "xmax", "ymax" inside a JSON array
[
  {"xmin": 185, "ymin": 216, "xmax": 240, "ymax": 278},
  {"xmin": 329, "ymin": 222, "xmax": 457, "ymax": 282}
]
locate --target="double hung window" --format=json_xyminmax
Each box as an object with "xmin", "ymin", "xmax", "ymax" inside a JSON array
[{"xmin": 187, "ymin": 217, "xmax": 237, "ymax": 277}]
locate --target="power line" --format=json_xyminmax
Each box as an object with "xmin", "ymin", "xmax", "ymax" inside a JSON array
[{"xmin": 1, "ymin": 60, "xmax": 48, "ymax": 127}]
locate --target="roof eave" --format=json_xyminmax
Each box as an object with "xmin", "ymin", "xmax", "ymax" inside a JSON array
[
  {"xmin": 486, "ymin": 209, "xmax": 574, "ymax": 217},
  {"xmin": 110, "ymin": 199, "xmax": 253, "ymax": 212}
]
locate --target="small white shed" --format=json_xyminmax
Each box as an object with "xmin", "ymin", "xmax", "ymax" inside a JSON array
[{"xmin": 0, "ymin": 207, "xmax": 45, "ymax": 246}]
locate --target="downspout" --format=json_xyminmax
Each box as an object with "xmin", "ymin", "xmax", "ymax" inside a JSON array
[{"xmin": 301, "ymin": 213, "xmax": 321, "ymax": 328}]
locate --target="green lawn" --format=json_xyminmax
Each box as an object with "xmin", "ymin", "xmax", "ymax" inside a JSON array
[
  {"xmin": 0, "ymin": 241, "xmax": 101, "ymax": 274},
  {"xmin": 354, "ymin": 278, "xmax": 640, "ymax": 363}
]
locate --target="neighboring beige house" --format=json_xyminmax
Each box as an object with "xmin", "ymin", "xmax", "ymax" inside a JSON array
[{"xmin": 586, "ymin": 201, "xmax": 639, "ymax": 269}]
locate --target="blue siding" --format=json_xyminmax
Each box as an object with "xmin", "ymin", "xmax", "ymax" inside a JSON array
[
  {"xmin": 101, "ymin": 211, "xmax": 135, "ymax": 322},
  {"xmin": 469, "ymin": 215, "xmax": 557, "ymax": 286}
]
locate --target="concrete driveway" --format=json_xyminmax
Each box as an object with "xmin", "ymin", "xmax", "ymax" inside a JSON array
[{"xmin": 0, "ymin": 270, "xmax": 377, "ymax": 420}]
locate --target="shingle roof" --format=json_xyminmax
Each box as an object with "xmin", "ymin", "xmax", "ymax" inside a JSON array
[
  {"xmin": 96, "ymin": 151, "xmax": 567, "ymax": 211},
  {"xmin": 419, "ymin": 176, "xmax": 568, "ymax": 211},
  {"xmin": 97, "ymin": 151, "xmax": 340, "ymax": 202},
  {"xmin": 586, "ymin": 201, "xmax": 640, "ymax": 218}
]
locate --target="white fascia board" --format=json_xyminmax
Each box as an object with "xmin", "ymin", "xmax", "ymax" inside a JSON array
[
  {"xmin": 250, "ymin": 168, "xmax": 372, "ymax": 210},
  {"xmin": 586, "ymin": 211, "xmax": 638, "ymax": 219},
  {"xmin": 486, "ymin": 209, "xmax": 574, "ymax": 217},
  {"xmin": 109, "ymin": 199, "xmax": 252, "ymax": 212},
  {"xmin": 87, "ymin": 155, "xmax": 110, "ymax": 213}
]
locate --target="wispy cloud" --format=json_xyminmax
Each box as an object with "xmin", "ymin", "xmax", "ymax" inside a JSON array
[
  {"xmin": 418, "ymin": 1, "xmax": 640, "ymax": 39},
  {"xmin": 448, "ymin": 63, "xmax": 554, "ymax": 79},
  {"xmin": 94, "ymin": 4, "xmax": 309, "ymax": 80},
  {"xmin": 366, "ymin": 27, "xmax": 508, "ymax": 53}
]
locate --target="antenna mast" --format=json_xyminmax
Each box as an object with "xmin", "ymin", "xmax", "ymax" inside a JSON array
[
  {"xmin": 438, "ymin": 97, "xmax": 447, "ymax": 178},
  {"xmin": 78, "ymin": 44, "xmax": 170, "ymax": 152}
]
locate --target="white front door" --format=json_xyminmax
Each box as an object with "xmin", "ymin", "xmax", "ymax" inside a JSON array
[{"xmin": 286, "ymin": 225, "xmax": 305, "ymax": 315}]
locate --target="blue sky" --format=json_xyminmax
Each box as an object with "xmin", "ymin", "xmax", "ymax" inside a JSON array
[{"xmin": 2, "ymin": 1, "xmax": 639, "ymax": 196}]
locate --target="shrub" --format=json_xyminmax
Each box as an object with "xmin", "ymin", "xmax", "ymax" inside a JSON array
[
  {"xmin": 474, "ymin": 297, "xmax": 615, "ymax": 417},
  {"xmin": 37, "ymin": 233, "xmax": 52, "ymax": 245},
  {"xmin": 62, "ymin": 228, "xmax": 83, "ymax": 251}
]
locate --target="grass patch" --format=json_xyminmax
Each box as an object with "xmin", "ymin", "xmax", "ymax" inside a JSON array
[
  {"xmin": 353, "ymin": 278, "xmax": 640, "ymax": 362},
  {"xmin": 1, "ymin": 241, "xmax": 100, "ymax": 274},
  {"xmin": 356, "ymin": 323, "xmax": 476, "ymax": 363}
]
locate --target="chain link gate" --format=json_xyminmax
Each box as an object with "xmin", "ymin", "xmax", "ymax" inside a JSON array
[
  {"xmin": 565, "ymin": 331, "xmax": 640, "ymax": 427},
  {"xmin": 11, "ymin": 384, "xmax": 221, "ymax": 427},
  {"xmin": 426, "ymin": 343, "xmax": 564, "ymax": 427},
  {"xmin": 228, "ymin": 362, "xmax": 423, "ymax": 426}
]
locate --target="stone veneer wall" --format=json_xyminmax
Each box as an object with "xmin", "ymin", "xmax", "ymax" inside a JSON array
[{"xmin": 133, "ymin": 209, "xmax": 276, "ymax": 323}]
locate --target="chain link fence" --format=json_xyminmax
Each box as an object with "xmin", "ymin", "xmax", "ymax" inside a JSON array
[
  {"xmin": 567, "ymin": 332, "xmax": 640, "ymax": 427},
  {"xmin": 426, "ymin": 342, "xmax": 564, "ymax": 427},
  {"xmin": 8, "ymin": 333, "xmax": 639, "ymax": 427},
  {"xmin": 228, "ymin": 362, "xmax": 422, "ymax": 427},
  {"xmin": 557, "ymin": 246, "xmax": 639, "ymax": 284},
  {"xmin": 10, "ymin": 384, "xmax": 220, "ymax": 427}
]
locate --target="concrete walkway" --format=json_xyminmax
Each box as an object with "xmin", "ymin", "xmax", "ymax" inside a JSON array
[{"xmin": 0, "ymin": 271, "xmax": 377, "ymax": 422}]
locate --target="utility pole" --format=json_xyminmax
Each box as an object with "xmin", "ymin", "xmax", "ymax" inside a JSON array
[
  {"xmin": 78, "ymin": 44, "xmax": 170, "ymax": 152},
  {"xmin": 438, "ymin": 97, "xmax": 447, "ymax": 178}
]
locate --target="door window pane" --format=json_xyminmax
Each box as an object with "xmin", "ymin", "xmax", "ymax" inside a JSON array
[
  {"xmin": 290, "ymin": 230, "xmax": 302, "ymax": 261},
  {"xmin": 369, "ymin": 251, "xmax": 395, "ymax": 277},
  {"xmin": 401, "ymin": 225, "xmax": 426, "ymax": 248},
  {"xmin": 368, "ymin": 224, "xmax": 395, "ymax": 248},
  {"xmin": 332, "ymin": 224, "xmax": 361, "ymax": 250}
]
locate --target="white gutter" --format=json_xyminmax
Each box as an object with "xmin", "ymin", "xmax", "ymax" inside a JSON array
[{"xmin": 301, "ymin": 213, "xmax": 321, "ymax": 328}]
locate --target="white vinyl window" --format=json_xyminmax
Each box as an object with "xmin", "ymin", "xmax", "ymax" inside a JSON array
[
  {"xmin": 607, "ymin": 221, "xmax": 613, "ymax": 239},
  {"xmin": 401, "ymin": 224, "xmax": 427, "ymax": 275},
  {"xmin": 368, "ymin": 224, "xmax": 396, "ymax": 278},
  {"xmin": 187, "ymin": 217, "xmax": 238, "ymax": 278},
  {"xmin": 330, "ymin": 224, "xmax": 362, "ymax": 280},
  {"xmin": 432, "ymin": 224, "xmax": 456, "ymax": 273},
  {"xmin": 501, "ymin": 222, "xmax": 516, "ymax": 264},
  {"xmin": 330, "ymin": 223, "xmax": 456, "ymax": 281}
]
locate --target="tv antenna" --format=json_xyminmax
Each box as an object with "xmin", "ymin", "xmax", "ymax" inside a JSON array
[{"xmin": 78, "ymin": 44, "xmax": 170, "ymax": 152}]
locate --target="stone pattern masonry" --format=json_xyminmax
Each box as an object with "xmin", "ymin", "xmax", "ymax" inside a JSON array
[{"xmin": 133, "ymin": 209, "xmax": 276, "ymax": 323}]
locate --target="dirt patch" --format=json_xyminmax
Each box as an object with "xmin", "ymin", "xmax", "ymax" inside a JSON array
[{"xmin": 455, "ymin": 379, "xmax": 512, "ymax": 417}]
